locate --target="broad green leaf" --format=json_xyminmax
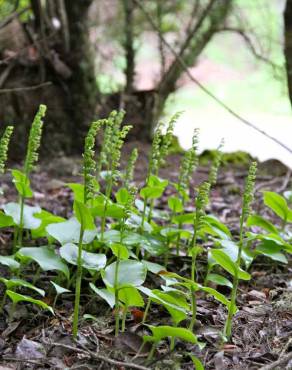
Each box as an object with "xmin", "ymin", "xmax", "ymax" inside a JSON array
[
  {"xmin": 6, "ymin": 290, "xmax": 54, "ymax": 314},
  {"xmin": 32, "ymin": 210, "xmax": 65, "ymax": 238},
  {"xmin": 90, "ymin": 283, "xmax": 115, "ymax": 308},
  {"xmin": 140, "ymin": 186, "xmax": 164, "ymax": 200},
  {"xmin": 168, "ymin": 196, "xmax": 183, "ymax": 213},
  {"xmin": 103, "ymin": 260, "xmax": 147, "ymax": 288},
  {"xmin": 218, "ymin": 239, "xmax": 253, "ymax": 266},
  {"xmin": 67, "ymin": 183, "xmax": 85, "ymax": 202},
  {"xmin": 103, "ymin": 230, "xmax": 144, "ymax": 246},
  {"xmin": 92, "ymin": 203, "xmax": 125, "ymax": 218},
  {"xmin": 148, "ymin": 175, "xmax": 168, "ymax": 188},
  {"xmin": 138, "ymin": 286, "xmax": 187, "ymax": 315},
  {"xmin": 126, "ymin": 213, "xmax": 153, "ymax": 232},
  {"xmin": 211, "ymin": 249, "xmax": 251, "ymax": 280},
  {"xmin": 3, "ymin": 202, "xmax": 41, "ymax": 229},
  {"xmin": 247, "ymin": 215, "xmax": 278, "ymax": 234},
  {"xmin": 146, "ymin": 325, "xmax": 197, "ymax": 343},
  {"xmin": 18, "ymin": 246, "xmax": 69, "ymax": 279},
  {"xmin": 0, "ymin": 255, "xmax": 20, "ymax": 270},
  {"xmin": 46, "ymin": 217, "xmax": 97, "ymax": 245},
  {"xmin": 206, "ymin": 273, "xmax": 233, "ymax": 288},
  {"xmin": 202, "ymin": 215, "xmax": 231, "ymax": 239},
  {"xmin": 74, "ymin": 200, "xmax": 95, "ymax": 230},
  {"xmin": 0, "ymin": 211, "xmax": 14, "ymax": 227},
  {"xmin": 173, "ymin": 213, "xmax": 196, "ymax": 224},
  {"xmin": 50, "ymin": 281, "xmax": 70, "ymax": 295},
  {"xmin": 160, "ymin": 227, "xmax": 191, "ymax": 239},
  {"xmin": 0, "ymin": 278, "xmax": 45, "ymax": 296},
  {"xmin": 151, "ymin": 290, "xmax": 188, "ymax": 325},
  {"xmin": 60, "ymin": 243, "xmax": 106, "ymax": 270},
  {"xmin": 115, "ymin": 188, "xmax": 130, "ymax": 205},
  {"xmin": 110, "ymin": 243, "xmax": 129, "ymax": 260},
  {"xmin": 256, "ymin": 240, "xmax": 288, "ymax": 264},
  {"xmin": 11, "ymin": 169, "xmax": 33, "ymax": 198},
  {"xmin": 142, "ymin": 260, "xmax": 164, "ymax": 274},
  {"xmin": 143, "ymin": 234, "xmax": 168, "ymax": 256},
  {"xmin": 201, "ymin": 286, "xmax": 233, "ymax": 310},
  {"xmin": 118, "ymin": 286, "xmax": 144, "ymax": 307},
  {"xmin": 263, "ymin": 192, "xmax": 290, "ymax": 221}
]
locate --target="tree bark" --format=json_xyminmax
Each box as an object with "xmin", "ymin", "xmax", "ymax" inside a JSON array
[
  {"xmin": 284, "ymin": 0, "xmax": 292, "ymax": 107},
  {"xmin": 64, "ymin": 0, "xmax": 97, "ymax": 153}
]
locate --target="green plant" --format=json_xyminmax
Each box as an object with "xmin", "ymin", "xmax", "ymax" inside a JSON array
[
  {"xmin": 222, "ymin": 161, "xmax": 257, "ymax": 339},
  {"xmin": 9, "ymin": 105, "xmax": 46, "ymax": 250},
  {"xmin": 0, "ymin": 125, "xmax": 14, "ymax": 175},
  {"xmin": 1, "ymin": 106, "xmax": 291, "ymax": 366}
]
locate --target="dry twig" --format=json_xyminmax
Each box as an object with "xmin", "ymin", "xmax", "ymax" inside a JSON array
[{"xmin": 43, "ymin": 340, "xmax": 150, "ymax": 370}]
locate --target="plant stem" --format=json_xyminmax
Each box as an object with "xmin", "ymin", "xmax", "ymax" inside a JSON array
[
  {"xmin": 0, "ymin": 291, "xmax": 7, "ymax": 312},
  {"xmin": 17, "ymin": 193, "xmax": 25, "ymax": 247},
  {"xmin": 175, "ymin": 222, "xmax": 182, "ymax": 256},
  {"xmin": 114, "ymin": 257, "xmax": 120, "ymax": 336},
  {"xmin": 224, "ymin": 216, "xmax": 244, "ymax": 340},
  {"xmin": 147, "ymin": 199, "xmax": 154, "ymax": 223},
  {"xmin": 142, "ymin": 298, "xmax": 151, "ymax": 324},
  {"xmin": 121, "ymin": 304, "xmax": 128, "ymax": 332},
  {"xmin": 141, "ymin": 197, "xmax": 148, "ymax": 230},
  {"xmin": 189, "ymin": 285, "xmax": 197, "ymax": 331},
  {"xmin": 72, "ymin": 226, "xmax": 84, "ymax": 339}
]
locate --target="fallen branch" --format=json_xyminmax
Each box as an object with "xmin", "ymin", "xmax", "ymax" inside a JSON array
[
  {"xmin": 258, "ymin": 351, "xmax": 292, "ymax": 370},
  {"xmin": 43, "ymin": 340, "xmax": 150, "ymax": 370},
  {"xmin": 0, "ymin": 81, "xmax": 52, "ymax": 94},
  {"xmin": 133, "ymin": 0, "xmax": 292, "ymax": 157}
]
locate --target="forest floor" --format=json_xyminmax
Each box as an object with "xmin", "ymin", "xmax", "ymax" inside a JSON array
[{"xmin": 0, "ymin": 143, "xmax": 291, "ymax": 370}]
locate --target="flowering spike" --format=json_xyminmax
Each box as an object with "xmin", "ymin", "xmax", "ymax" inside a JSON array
[
  {"xmin": 125, "ymin": 148, "xmax": 138, "ymax": 189},
  {"xmin": 208, "ymin": 139, "xmax": 224, "ymax": 186},
  {"xmin": 241, "ymin": 161, "xmax": 257, "ymax": 223},
  {"xmin": 83, "ymin": 119, "xmax": 104, "ymax": 203},
  {"xmin": 0, "ymin": 126, "xmax": 14, "ymax": 174},
  {"xmin": 24, "ymin": 104, "xmax": 46, "ymax": 175},
  {"xmin": 179, "ymin": 128, "xmax": 199, "ymax": 192}
]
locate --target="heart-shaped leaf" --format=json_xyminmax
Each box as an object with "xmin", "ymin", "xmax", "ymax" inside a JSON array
[
  {"xmin": 0, "ymin": 255, "xmax": 20, "ymax": 270},
  {"xmin": 18, "ymin": 246, "xmax": 69, "ymax": 279},
  {"xmin": 3, "ymin": 202, "xmax": 41, "ymax": 229},
  {"xmin": 110, "ymin": 243, "xmax": 129, "ymax": 260},
  {"xmin": 103, "ymin": 260, "xmax": 147, "ymax": 288},
  {"xmin": 32, "ymin": 210, "xmax": 65, "ymax": 239},
  {"xmin": 60, "ymin": 243, "xmax": 106, "ymax": 270},
  {"xmin": 46, "ymin": 217, "xmax": 97, "ymax": 245},
  {"xmin": 0, "ymin": 211, "xmax": 14, "ymax": 227},
  {"xmin": 118, "ymin": 286, "xmax": 144, "ymax": 307},
  {"xmin": 90, "ymin": 283, "xmax": 115, "ymax": 308}
]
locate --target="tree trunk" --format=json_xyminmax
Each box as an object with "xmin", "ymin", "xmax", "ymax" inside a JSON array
[
  {"xmin": 284, "ymin": 0, "xmax": 292, "ymax": 107},
  {"xmin": 64, "ymin": 0, "xmax": 97, "ymax": 152},
  {"xmin": 0, "ymin": 0, "xmax": 97, "ymax": 157}
]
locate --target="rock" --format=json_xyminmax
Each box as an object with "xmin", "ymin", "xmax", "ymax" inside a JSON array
[{"xmin": 15, "ymin": 337, "xmax": 46, "ymax": 360}]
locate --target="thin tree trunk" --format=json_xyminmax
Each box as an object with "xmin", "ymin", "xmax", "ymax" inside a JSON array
[
  {"xmin": 284, "ymin": 0, "xmax": 292, "ymax": 107},
  {"xmin": 64, "ymin": 0, "xmax": 97, "ymax": 153}
]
